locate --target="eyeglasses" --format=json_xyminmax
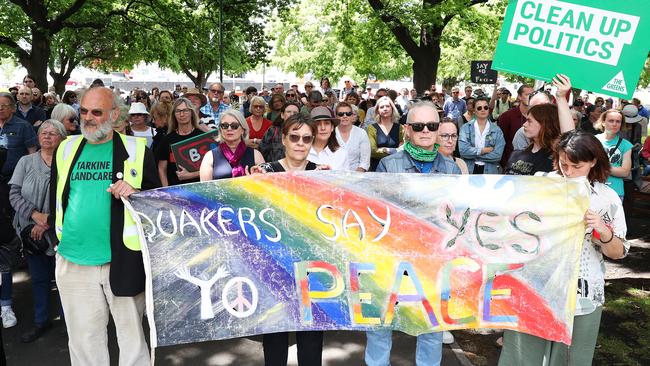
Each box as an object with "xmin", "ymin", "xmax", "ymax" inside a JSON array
[
  {"xmin": 174, "ymin": 108, "xmax": 192, "ymax": 114},
  {"xmin": 210, "ymin": 89, "xmax": 224, "ymax": 94},
  {"xmin": 439, "ymin": 133, "xmax": 458, "ymax": 140},
  {"xmin": 409, "ymin": 122, "xmax": 439, "ymax": 132},
  {"xmin": 288, "ymin": 134, "xmax": 314, "ymax": 144},
  {"xmin": 475, "ymin": 106, "xmax": 489, "ymax": 111},
  {"xmin": 220, "ymin": 122, "xmax": 240, "ymax": 130},
  {"xmin": 337, "ymin": 111, "xmax": 353, "ymax": 117},
  {"xmin": 452, "ymin": 91, "xmax": 460, "ymax": 94},
  {"xmin": 80, "ymin": 108, "xmax": 109, "ymax": 117},
  {"xmin": 253, "ymin": 105, "xmax": 265, "ymax": 109},
  {"xmin": 286, "ymin": 94, "xmax": 296, "ymax": 97},
  {"xmin": 40, "ymin": 131, "xmax": 60, "ymax": 137},
  {"xmin": 32, "ymin": 93, "xmax": 39, "ymax": 97},
  {"xmin": 131, "ymin": 113, "xmax": 148, "ymax": 117},
  {"xmin": 305, "ymin": 85, "xmax": 313, "ymax": 88},
  {"xmin": 0, "ymin": 104, "xmax": 13, "ymax": 110}
]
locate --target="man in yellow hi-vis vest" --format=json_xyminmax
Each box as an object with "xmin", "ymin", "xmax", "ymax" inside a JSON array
[{"xmin": 49, "ymin": 87, "xmax": 160, "ymax": 366}]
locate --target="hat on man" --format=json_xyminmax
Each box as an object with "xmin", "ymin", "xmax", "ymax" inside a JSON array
[
  {"xmin": 310, "ymin": 106, "xmax": 339, "ymax": 124},
  {"xmin": 183, "ymin": 88, "xmax": 207, "ymax": 107},
  {"xmin": 622, "ymin": 104, "xmax": 643, "ymax": 123},
  {"xmin": 128, "ymin": 102, "xmax": 149, "ymax": 115}
]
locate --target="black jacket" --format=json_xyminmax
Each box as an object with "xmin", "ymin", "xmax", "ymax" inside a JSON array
[{"xmin": 49, "ymin": 134, "xmax": 161, "ymax": 296}]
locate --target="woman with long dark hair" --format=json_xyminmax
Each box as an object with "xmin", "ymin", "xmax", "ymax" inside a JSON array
[{"xmin": 499, "ymin": 131, "xmax": 629, "ymax": 366}]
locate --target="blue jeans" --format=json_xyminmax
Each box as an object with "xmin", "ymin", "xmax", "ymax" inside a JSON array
[
  {"xmin": 27, "ymin": 254, "xmax": 60, "ymax": 326},
  {"xmin": 0, "ymin": 272, "xmax": 11, "ymax": 307},
  {"xmin": 365, "ymin": 330, "xmax": 442, "ymax": 366}
]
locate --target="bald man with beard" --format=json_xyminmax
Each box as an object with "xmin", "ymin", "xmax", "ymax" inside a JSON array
[{"xmin": 50, "ymin": 87, "xmax": 160, "ymax": 365}]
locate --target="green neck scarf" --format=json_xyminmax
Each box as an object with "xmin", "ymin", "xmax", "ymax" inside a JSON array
[{"xmin": 404, "ymin": 141, "xmax": 439, "ymax": 162}]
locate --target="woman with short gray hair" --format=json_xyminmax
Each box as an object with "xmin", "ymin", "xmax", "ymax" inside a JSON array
[
  {"xmin": 50, "ymin": 104, "xmax": 79, "ymax": 135},
  {"xmin": 8, "ymin": 119, "xmax": 66, "ymax": 342}
]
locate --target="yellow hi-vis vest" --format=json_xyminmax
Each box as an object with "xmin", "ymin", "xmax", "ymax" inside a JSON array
[{"xmin": 54, "ymin": 133, "xmax": 146, "ymax": 251}]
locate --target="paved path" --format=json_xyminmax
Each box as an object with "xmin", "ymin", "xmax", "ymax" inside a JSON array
[
  {"xmin": 1, "ymin": 271, "xmax": 463, "ymax": 365},
  {"xmin": 3, "ymin": 210, "xmax": 649, "ymax": 365}
]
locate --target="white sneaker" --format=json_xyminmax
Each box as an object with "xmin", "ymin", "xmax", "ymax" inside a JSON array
[
  {"xmin": 1, "ymin": 306, "xmax": 17, "ymax": 328},
  {"xmin": 442, "ymin": 330, "xmax": 454, "ymax": 344}
]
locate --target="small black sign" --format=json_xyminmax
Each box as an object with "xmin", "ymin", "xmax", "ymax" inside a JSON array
[{"xmin": 471, "ymin": 61, "xmax": 498, "ymax": 84}]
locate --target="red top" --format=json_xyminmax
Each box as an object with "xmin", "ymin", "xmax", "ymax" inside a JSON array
[
  {"xmin": 246, "ymin": 117, "xmax": 273, "ymax": 140},
  {"xmin": 498, "ymin": 106, "xmax": 526, "ymax": 167}
]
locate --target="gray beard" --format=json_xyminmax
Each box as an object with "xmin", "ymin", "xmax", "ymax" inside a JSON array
[{"xmin": 81, "ymin": 120, "xmax": 113, "ymax": 143}]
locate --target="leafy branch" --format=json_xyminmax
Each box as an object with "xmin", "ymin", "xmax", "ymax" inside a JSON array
[
  {"xmin": 475, "ymin": 211, "xmax": 501, "ymax": 250},
  {"xmin": 445, "ymin": 206, "xmax": 470, "ymax": 248}
]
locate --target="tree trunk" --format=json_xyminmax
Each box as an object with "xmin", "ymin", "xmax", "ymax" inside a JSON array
[
  {"xmin": 182, "ymin": 69, "xmax": 208, "ymax": 89},
  {"xmin": 411, "ymin": 37, "xmax": 441, "ymax": 95},
  {"xmin": 50, "ymin": 55, "xmax": 78, "ymax": 97},
  {"xmin": 50, "ymin": 72, "xmax": 71, "ymax": 97},
  {"xmin": 25, "ymin": 28, "xmax": 52, "ymax": 92}
]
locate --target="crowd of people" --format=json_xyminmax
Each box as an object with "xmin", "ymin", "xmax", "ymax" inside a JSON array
[{"xmin": 0, "ymin": 71, "xmax": 646, "ymax": 365}]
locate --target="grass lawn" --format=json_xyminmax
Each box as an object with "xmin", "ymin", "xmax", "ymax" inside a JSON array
[{"xmin": 594, "ymin": 278, "xmax": 650, "ymax": 366}]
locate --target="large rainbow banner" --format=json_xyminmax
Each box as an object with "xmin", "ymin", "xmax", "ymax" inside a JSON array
[{"xmin": 127, "ymin": 172, "xmax": 590, "ymax": 348}]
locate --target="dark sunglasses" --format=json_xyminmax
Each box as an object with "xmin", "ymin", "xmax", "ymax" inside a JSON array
[
  {"xmin": 220, "ymin": 122, "xmax": 241, "ymax": 130},
  {"xmin": 286, "ymin": 94, "xmax": 296, "ymax": 97},
  {"xmin": 337, "ymin": 111, "xmax": 353, "ymax": 117},
  {"xmin": 475, "ymin": 106, "xmax": 489, "ymax": 111},
  {"xmin": 288, "ymin": 134, "xmax": 314, "ymax": 144},
  {"xmin": 409, "ymin": 122, "xmax": 439, "ymax": 132}
]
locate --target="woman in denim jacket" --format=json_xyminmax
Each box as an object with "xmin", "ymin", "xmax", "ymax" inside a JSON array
[{"xmin": 459, "ymin": 98, "xmax": 505, "ymax": 174}]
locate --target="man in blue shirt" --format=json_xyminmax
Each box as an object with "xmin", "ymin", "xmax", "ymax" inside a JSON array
[
  {"xmin": 14, "ymin": 86, "xmax": 46, "ymax": 131},
  {"xmin": 200, "ymin": 82, "xmax": 230, "ymax": 126},
  {"xmin": 368, "ymin": 101, "xmax": 460, "ymax": 366},
  {"xmin": 443, "ymin": 87, "xmax": 467, "ymax": 122}
]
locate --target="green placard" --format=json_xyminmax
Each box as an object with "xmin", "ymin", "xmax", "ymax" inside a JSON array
[{"xmin": 493, "ymin": 0, "xmax": 650, "ymax": 99}]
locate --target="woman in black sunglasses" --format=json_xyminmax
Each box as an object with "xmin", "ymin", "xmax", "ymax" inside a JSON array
[
  {"xmin": 254, "ymin": 114, "xmax": 320, "ymax": 174},
  {"xmin": 335, "ymin": 102, "xmax": 370, "ymax": 171},
  {"xmin": 200, "ymin": 109, "xmax": 264, "ymax": 181},
  {"xmin": 459, "ymin": 98, "xmax": 505, "ymax": 174},
  {"xmin": 250, "ymin": 115, "xmax": 325, "ymax": 366}
]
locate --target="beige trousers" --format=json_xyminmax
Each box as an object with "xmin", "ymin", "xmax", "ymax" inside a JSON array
[{"xmin": 55, "ymin": 254, "xmax": 150, "ymax": 366}]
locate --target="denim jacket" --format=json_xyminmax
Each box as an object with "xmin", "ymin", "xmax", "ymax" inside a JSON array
[
  {"xmin": 459, "ymin": 119, "xmax": 506, "ymax": 174},
  {"xmin": 376, "ymin": 150, "xmax": 461, "ymax": 174}
]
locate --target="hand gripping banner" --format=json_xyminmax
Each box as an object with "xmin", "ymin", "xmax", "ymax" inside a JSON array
[{"xmin": 126, "ymin": 172, "xmax": 589, "ymax": 348}]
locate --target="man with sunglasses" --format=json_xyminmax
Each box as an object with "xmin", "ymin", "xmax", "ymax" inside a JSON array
[
  {"xmin": 200, "ymin": 82, "xmax": 230, "ymax": 126},
  {"xmin": 369, "ymin": 101, "xmax": 459, "ymax": 366},
  {"xmin": 50, "ymin": 87, "xmax": 160, "ymax": 365}
]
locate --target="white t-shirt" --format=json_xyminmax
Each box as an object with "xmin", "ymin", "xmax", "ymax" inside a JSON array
[
  {"xmin": 132, "ymin": 126, "xmax": 156, "ymax": 148},
  {"xmin": 335, "ymin": 126, "xmax": 371, "ymax": 171},
  {"xmin": 536, "ymin": 173, "xmax": 630, "ymax": 315},
  {"xmin": 473, "ymin": 121, "xmax": 491, "ymax": 166},
  {"xmin": 308, "ymin": 145, "xmax": 350, "ymax": 171}
]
